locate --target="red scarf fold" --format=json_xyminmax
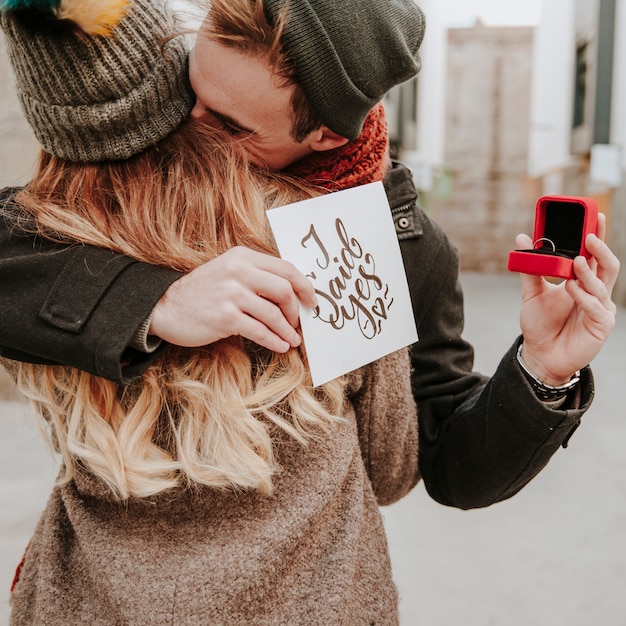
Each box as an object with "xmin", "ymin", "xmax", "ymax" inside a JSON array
[{"xmin": 285, "ymin": 103, "xmax": 390, "ymax": 191}]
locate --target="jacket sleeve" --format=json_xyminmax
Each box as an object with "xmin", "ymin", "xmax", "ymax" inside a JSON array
[
  {"xmin": 384, "ymin": 163, "xmax": 593, "ymax": 510},
  {"xmin": 0, "ymin": 187, "xmax": 182, "ymax": 383}
]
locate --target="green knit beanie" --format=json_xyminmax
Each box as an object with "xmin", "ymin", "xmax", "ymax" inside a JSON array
[
  {"xmin": 0, "ymin": 0, "xmax": 194, "ymax": 162},
  {"xmin": 263, "ymin": 0, "xmax": 426, "ymax": 140}
]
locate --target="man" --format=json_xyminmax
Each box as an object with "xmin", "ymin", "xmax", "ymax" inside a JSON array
[{"xmin": 0, "ymin": 0, "xmax": 619, "ymax": 509}]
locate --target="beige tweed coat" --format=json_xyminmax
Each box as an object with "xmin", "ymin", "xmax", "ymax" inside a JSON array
[{"xmin": 9, "ymin": 348, "xmax": 419, "ymax": 626}]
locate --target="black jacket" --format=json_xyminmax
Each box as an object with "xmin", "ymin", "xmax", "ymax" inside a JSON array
[{"xmin": 0, "ymin": 163, "xmax": 592, "ymax": 509}]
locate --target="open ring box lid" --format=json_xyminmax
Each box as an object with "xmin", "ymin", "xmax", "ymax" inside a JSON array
[{"xmin": 507, "ymin": 195, "xmax": 598, "ymax": 279}]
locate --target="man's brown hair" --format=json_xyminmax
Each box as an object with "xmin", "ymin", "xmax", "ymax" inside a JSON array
[{"xmin": 204, "ymin": 0, "xmax": 323, "ymax": 142}]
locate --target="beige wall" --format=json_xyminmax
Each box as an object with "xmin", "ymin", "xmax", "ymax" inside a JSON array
[
  {"xmin": 426, "ymin": 23, "xmax": 535, "ymax": 271},
  {"xmin": 1, "ymin": 39, "xmax": 37, "ymax": 399},
  {"xmin": 0, "ymin": 35, "xmax": 39, "ymax": 189},
  {"xmin": 0, "ymin": 373, "xmax": 19, "ymax": 401}
]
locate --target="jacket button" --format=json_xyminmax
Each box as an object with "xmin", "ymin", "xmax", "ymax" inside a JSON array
[{"xmin": 397, "ymin": 217, "xmax": 410, "ymax": 229}]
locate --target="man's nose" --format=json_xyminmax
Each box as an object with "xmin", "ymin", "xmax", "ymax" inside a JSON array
[{"xmin": 190, "ymin": 101, "xmax": 207, "ymax": 121}]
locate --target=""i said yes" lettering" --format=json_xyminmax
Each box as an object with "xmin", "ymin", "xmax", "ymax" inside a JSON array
[{"xmin": 301, "ymin": 218, "xmax": 394, "ymax": 339}]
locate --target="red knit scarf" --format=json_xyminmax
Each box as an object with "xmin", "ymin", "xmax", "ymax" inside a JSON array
[{"xmin": 285, "ymin": 103, "xmax": 390, "ymax": 191}]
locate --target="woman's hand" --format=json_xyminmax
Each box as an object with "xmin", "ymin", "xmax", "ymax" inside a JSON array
[{"xmin": 150, "ymin": 246, "xmax": 317, "ymax": 352}]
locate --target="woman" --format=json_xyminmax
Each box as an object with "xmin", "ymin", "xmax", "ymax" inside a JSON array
[{"xmin": 2, "ymin": 1, "xmax": 419, "ymax": 623}]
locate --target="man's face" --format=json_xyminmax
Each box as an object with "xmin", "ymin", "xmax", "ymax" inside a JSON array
[{"xmin": 189, "ymin": 35, "xmax": 316, "ymax": 170}]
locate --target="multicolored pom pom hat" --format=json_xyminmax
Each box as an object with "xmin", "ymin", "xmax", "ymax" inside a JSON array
[{"xmin": 0, "ymin": 0, "xmax": 194, "ymax": 162}]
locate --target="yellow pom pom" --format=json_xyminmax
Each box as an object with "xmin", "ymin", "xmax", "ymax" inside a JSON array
[{"xmin": 57, "ymin": 0, "xmax": 129, "ymax": 36}]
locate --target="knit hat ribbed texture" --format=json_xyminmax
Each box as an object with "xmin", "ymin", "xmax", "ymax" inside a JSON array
[
  {"xmin": 0, "ymin": 0, "xmax": 194, "ymax": 162},
  {"xmin": 263, "ymin": 0, "xmax": 425, "ymax": 140}
]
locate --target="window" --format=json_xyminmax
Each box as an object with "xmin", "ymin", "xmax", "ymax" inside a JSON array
[{"xmin": 573, "ymin": 43, "xmax": 587, "ymax": 129}]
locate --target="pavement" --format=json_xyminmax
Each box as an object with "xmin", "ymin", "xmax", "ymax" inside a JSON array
[{"xmin": 1, "ymin": 271, "xmax": 625, "ymax": 626}]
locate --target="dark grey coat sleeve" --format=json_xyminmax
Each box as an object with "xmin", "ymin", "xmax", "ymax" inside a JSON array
[
  {"xmin": 0, "ymin": 187, "xmax": 182, "ymax": 383},
  {"xmin": 384, "ymin": 162, "xmax": 592, "ymax": 509}
]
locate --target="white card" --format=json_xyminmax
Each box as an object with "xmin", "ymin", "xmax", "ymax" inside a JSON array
[{"xmin": 267, "ymin": 181, "xmax": 418, "ymax": 387}]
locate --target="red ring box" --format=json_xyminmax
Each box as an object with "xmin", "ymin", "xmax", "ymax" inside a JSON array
[{"xmin": 507, "ymin": 195, "xmax": 598, "ymax": 279}]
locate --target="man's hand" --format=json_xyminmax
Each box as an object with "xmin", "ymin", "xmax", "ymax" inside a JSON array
[
  {"xmin": 517, "ymin": 213, "xmax": 620, "ymax": 385},
  {"xmin": 149, "ymin": 247, "xmax": 317, "ymax": 352}
]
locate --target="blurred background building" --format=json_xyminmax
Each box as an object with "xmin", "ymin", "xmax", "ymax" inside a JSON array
[
  {"xmin": 393, "ymin": 20, "xmax": 535, "ymax": 272},
  {"xmin": 386, "ymin": 0, "xmax": 625, "ymax": 304},
  {"xmin": 0, "ymin": 34, "xmax": 38, "ymax": 190}
]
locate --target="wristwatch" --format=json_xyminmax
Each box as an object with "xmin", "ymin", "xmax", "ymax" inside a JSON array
[{"xmin": 516, "ymin": 344, "xmax": 580, "ymax": 402}]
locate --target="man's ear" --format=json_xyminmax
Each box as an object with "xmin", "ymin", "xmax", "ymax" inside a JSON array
[{"xmin": 308, "ymin": 126, "xmax": 350, "ymax": 152}]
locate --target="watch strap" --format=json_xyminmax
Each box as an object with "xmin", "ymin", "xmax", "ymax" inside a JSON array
[{"xmin": 516, "ymin": 344, "xmax": 580, "ymax": 401}]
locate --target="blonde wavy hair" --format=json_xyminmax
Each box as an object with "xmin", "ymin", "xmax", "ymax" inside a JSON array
[{"xmin": 13, "ymin": 120, "xmax": 345, "ymax": 500}]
